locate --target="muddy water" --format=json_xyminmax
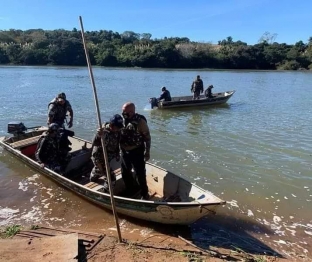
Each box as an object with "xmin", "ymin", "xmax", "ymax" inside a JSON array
[{"xmin": 0, "ymin": 66, "xmax": 312, "ymax": 260}]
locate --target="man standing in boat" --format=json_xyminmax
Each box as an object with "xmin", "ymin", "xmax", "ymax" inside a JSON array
[
  {"xmin": 90, "ymin": 114, "xmax": 124, "ymax": 192},
  {"xmin": 47, "ymin": 93, "xmax": 74, "ymax": 128},
  {"xmin": 120, "ymin": 102, "xmax": 151, "ymax": 200},
  {"xmin": 191, "ymin": 75, "xmax": 204, "ymax": 100},
  {"xmin": 35, "ymin": 123, "xmax": 62, "ymax": 172}
]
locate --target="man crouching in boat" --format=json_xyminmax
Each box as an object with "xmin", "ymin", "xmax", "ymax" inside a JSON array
[
  {"xmin": 90, "ymin": 114, "xmax": 124, "ymax": 192},
  {"xmin": 35, "ymin": 123, "xmax": 62, "ymax": 172},
  {"xmin": 204, "ymin": 85, "xmax": 214, "ymax": 98},
  {"xmin": 158, "ymin": 87, "xmax": 172, "ymax": 101}
]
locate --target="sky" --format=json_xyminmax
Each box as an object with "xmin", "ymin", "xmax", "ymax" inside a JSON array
[{"xmin": 0, "ymin": 0, "xmax": 311, "ymax": 45}]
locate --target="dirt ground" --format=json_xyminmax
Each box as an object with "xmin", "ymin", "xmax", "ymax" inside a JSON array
[
  {"xmin": 0, "ymin": 226, "xmax": 298, "ymax": 262},
  {"xmin": 86, "ymin": 235, "xmax": 285, "ymax": 262}
]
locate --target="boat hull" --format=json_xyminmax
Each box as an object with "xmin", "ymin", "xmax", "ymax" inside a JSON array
[
  {"xmin": 0, "ymin": 133, "xmax": 225, "ymax": 225},
  {"xmin": 153, "ymin": 90, "xmax": 235, "ymax": 109}
]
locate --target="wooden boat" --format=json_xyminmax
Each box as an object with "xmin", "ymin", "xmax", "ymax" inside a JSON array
[
  {"xmin": 150, "ymin": 90, "xmax": 235, "ymax": 109},
  {"xmin": 0, "ymin": 123, "xmax": 226, "ymax": 225}
]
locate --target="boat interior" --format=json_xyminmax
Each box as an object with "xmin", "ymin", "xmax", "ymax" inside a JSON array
[
  {"xmin": 166, "ymin": 91, "xmax": 232, "ymax": 103},
  {"xmin": 4, "ymin": 127, "xmax": 221, "ymax": 204}
]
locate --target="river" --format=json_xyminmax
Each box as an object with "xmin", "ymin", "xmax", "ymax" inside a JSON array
[{"xmin": 0, "ymin": 66, "xmax": 311, "ymax": 259}]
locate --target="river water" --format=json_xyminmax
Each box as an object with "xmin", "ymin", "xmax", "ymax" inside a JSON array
[{"xmin": 0, "ymin": 66, "xmax": 311, "ymax": 259}]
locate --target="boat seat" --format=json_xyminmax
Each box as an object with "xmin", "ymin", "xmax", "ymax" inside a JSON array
[
  {"xmin": 84, "ymin": 181, "xmax": 99, "ymax": 189},
  {"xmin": 10, "ymin": 135, "xmax": 42, "ymax": 149}
]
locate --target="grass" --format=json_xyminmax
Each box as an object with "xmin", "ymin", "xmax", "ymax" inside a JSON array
[
  {"xmin": 181, "ymin": 251, "xmax": 205, "ymax": 262},
  {"xmin": 231, "ymin": 246, "xmax": 270, "ymax": 262},
  {"xmin": 3, "ymin": 225, "xmax": 21, "ymax": 238}
]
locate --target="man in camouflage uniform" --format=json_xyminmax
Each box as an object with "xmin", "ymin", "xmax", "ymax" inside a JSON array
[
  {"xmin": 191, "ymin": 75, "xmax": 204, "ymax": 100},
  {"xmin": 90, "ymin": 114, "xmax": 124, "ymax": 192},
  {"xmin": 120, "ymin": 102, "xmax": 151, "ymax": 200},
  {"xmin": 47, "ymin": 93, "xmax": 74, "ymax": 128},
  {"xmin": 35, "ymin": 123, "xmax": 61, "ymax": 172}
]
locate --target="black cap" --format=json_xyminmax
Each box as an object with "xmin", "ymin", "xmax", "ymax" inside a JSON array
[
  {"xmin": 57, "ymin": 93, "xmax": 66, "ymax": 100},
  {"xmin": 161, "ymin": 86, "xmax": 166, "ymax": 91},
  {"xmin": 110, "ymin": 114, "xmax": 124, "ymax": 128}
]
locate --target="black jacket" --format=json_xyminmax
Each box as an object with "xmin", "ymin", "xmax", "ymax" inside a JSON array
[{"xmin": 158, "ymin": 90, "xmax": 172, "ymax": 101}]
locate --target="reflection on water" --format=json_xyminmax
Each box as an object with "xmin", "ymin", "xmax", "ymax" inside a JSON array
[{"xmin": 1, "ymin": 67, "xmax": 312, "ymax": 259}]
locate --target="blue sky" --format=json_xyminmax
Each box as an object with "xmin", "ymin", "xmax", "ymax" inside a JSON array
[{"xmin": 1, "ymin": 0, "xmax": 311, "ymax": 44}]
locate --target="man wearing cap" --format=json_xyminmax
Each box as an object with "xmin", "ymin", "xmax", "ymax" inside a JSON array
[
  {"xmin": 90, "ymin": 114, "xmax": 124, "ymax": 192},
  {"xmin": 120, "ymin": 102, "xmax": 151, "ymax": 200},
  {"xmin": 47, "ymin": 93, "xmax": 74, "ymax": 128},
  {"xmin": 191, "ymin": 75, "xmax": 204, "ymax": 100},
  {"xmin": 35, "ymin": 123, "xmax": 61, "ymax": 172},
  {"xmin": 158, "ymin": 87, "xmax": 172, "ymax": 102},
  {"xmin": 204, "ymin": 85, "xmax": 214, "ymax": 98}
]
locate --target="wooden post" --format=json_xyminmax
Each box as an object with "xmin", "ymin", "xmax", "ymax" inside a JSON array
[{"xmin": 79, "ymin": 16, "xmax": 122, "ymax": 242}]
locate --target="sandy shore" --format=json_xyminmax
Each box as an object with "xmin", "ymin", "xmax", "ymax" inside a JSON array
[{"xmin": 1, "ymin": 225, "xmax": 308, "ymax": 262}]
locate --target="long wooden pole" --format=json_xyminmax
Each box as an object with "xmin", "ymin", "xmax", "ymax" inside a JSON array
[{"xmin": 79, "ymin": 16, "xmax": 122, "ymax": 242}]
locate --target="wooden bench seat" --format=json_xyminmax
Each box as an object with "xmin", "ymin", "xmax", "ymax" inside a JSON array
[
  {"xmin": 10, "ymin": 135, "xmax": 42, "ymax": 149},
  {"xmin": 84, "ymin": 168, "xmax": 122, "ymax": 192}
]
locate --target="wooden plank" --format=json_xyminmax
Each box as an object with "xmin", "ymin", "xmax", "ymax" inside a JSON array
[
  {"xmin": 85, "ymin": 182, "xmax": 97, "ymax": 188},
  {"xmin": 0, "ymin": 233, "xmax": 78, "ymax": 262},
  {"xmin": 93, "ymin": 185, "xmax": 104, "ymax": 191},
  {"xmin": 10, "ymin": 135, "xmax": 42, "ymax": 149},
  {"xmin": 89, "ymin": 183, "xmax": 100, "ymax": 189},
  {"xmin": 113, "ymin": 168, "xmax": 121, "ymax": 175}
]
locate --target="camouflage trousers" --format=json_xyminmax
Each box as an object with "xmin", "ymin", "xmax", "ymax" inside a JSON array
[
  {"xmin": 192, "ymin": 90, "xmax": 201, "ymax": 100},
  {"xmin": 90, "ymin": 154, "xmax": 116, "ymax": 188}
]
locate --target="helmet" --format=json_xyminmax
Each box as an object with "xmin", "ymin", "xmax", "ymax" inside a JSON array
[
  {"xmin": 161, "ymin": 86, "xmax": 166, "ymax": 91},
  {"xmin": 48, "ymin": 123, "xmax": 59, "ymax": 132},
  {"xmin": 109, "ymin": 114, "xmax": 124, "ymax": 128}
]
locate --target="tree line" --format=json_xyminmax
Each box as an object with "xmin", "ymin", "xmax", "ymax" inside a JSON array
[{"xmin": 0, "ymin": 29, "xmax": 312, "ymax": 70}]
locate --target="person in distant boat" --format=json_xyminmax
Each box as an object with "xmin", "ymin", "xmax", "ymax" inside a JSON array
[
  {"xmin": 191, "ymin": 75, "xmax": 204, "ymax": 100},
  {"xmin": 204, "ymin": 85, "xmax": 214, "ymax": 98},
  {"xmin": 35, "ymin": 123, "xmax": 61, "ymax": 172},
  {"xmin": 90, "ymin": 114, "xmax": 124, "ymax": 193},
  {"xmin": 47, "ymin": 93, "xmax": 74, "ymax": 128},
  {"xmin": 120, "ymin": 102, "xmax": 151, "ymax": 200},
  {"xmin": 158, "ymin": 86, "xmax": 172, "ymax": 102}
]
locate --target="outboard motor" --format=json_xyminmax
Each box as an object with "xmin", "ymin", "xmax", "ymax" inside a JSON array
[
  {"xmin": 7, "ymin": 122, "xmax": 27, "ymax": 136},
  {"xmin": 149, "ymin": 97, "xmax": 158, "ymax": 109}
]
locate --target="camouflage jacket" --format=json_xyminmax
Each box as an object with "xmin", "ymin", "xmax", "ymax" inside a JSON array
[
  {"xmin": 91, "ymin": 123, "xmax": 121, "ymax": 162},
  {"xmin": 191, "ymin": 79, "xmax": 204, "ymax": 93},
  {"xmin": 48, "ymin": 99, "xmax": 72, "ymax": 125},
  {"xmin": 35, "ymin": 133, "xmax": 59, "ymax": 165}
]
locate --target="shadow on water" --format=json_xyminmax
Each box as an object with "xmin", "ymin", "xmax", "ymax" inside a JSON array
[
  {"xmin": 148, "ymin": 104, "xmax": 231, "ymax": 122},
  {"xmin": 123, "ymin": 212, "xmax": 284, "ymax": 259}
]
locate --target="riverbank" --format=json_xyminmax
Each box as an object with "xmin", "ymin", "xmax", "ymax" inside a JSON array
[
  {"xmin": 1, "ymin": 64, "xmax": 312, "ymax": 71},
  {"xmin": 0, "ymin": 225, "xmax": 291, "ymax": 262}
]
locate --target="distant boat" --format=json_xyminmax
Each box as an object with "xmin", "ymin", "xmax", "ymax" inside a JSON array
[
  {"xmin": 0, "ymin": 123, "xmax": 226, "ymax": 225},
  {"xmin": 150, "ymin": 90, "xmax": 235, "ymax": 109}
]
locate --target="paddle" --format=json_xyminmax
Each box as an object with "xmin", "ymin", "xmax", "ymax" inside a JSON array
[{"xmin": 79, "ymin": 16, "xmax": 122, "ymax": 243}]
